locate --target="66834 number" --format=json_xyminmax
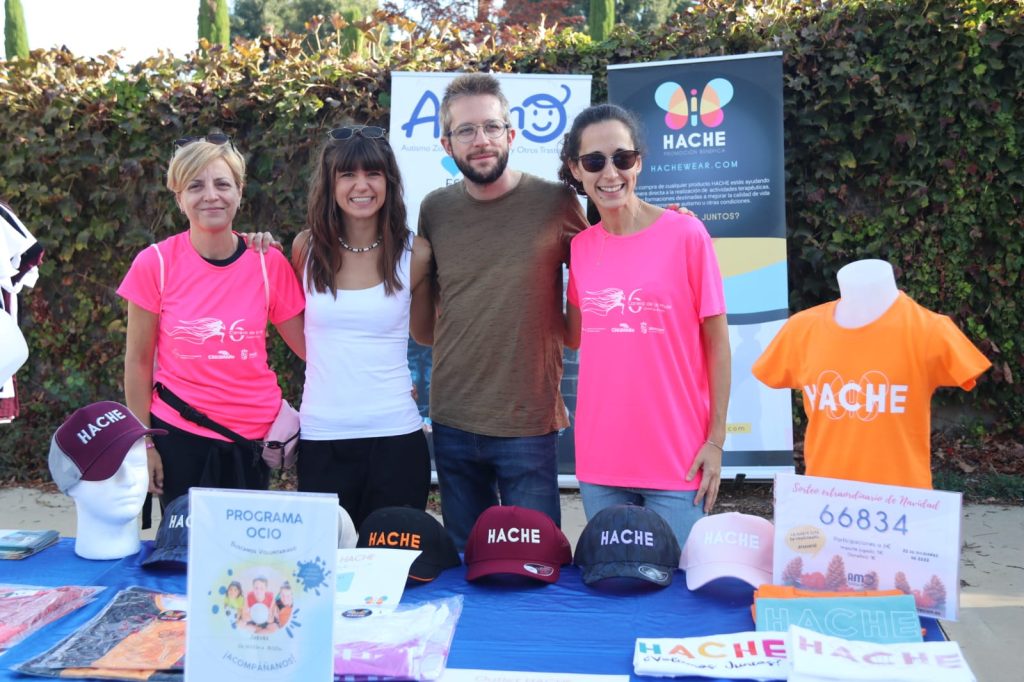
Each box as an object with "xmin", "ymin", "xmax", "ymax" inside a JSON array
[{"xmin": 819, "ymin": 505, "xmax": 908, "ymax": 534}]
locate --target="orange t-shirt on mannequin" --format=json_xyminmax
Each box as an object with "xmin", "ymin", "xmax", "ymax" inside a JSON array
[{"xmin": 753, "ymin": 292, "xmax": 990, "ymax": 489}]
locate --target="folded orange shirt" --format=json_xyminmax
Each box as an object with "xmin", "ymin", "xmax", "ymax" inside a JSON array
[{"xmin": 751, "ymin": 584, "xmax": 904, "ymax": 620}]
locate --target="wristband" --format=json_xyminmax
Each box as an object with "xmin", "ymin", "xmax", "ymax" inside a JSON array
[
  {"xmin": 704, "ymin": 439, "xmax": 724, "ymax": 452},
  {"xmin": 144, "ymin": 438, "xmax": 156, "ymax": 450}
]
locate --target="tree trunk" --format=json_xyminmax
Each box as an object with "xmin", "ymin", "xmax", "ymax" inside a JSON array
[{"xmin": 477, "ymin": 0, "xmax": 492, "ymax": 24}]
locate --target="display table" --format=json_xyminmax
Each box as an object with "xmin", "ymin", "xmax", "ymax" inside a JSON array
[{"xmin": 0, "ymin": 539, "xmax": 944, "ymax": 681}]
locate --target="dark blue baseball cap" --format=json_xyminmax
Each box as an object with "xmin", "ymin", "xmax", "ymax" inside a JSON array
[
  {"xmin": 574, "ymin": 504, "xmax": 682, "ymax": 588},
  {"xmin": 142, "ymin": 494, "xmax": 190, "ymax": 567}
]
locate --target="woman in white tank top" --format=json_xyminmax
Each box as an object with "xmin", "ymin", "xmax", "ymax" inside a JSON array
[{"xmin": 289, "ymin": 125, "xmax": 435, "ymax": 528}]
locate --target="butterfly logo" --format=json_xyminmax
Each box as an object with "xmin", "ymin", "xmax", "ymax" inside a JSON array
[{"xmin": 654, "ymin": 78, "xmax": 734, "ymax": 130}]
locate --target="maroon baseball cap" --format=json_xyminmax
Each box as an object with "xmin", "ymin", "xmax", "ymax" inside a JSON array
[
  {"xmin": 464, "ymin": 506, "xmax": 572, "ymax": 584},
  {"xmin": 48, "ymin": 401, "xmax": 166, "ymax": 492}
]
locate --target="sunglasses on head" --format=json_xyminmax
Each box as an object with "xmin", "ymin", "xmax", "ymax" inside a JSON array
[
  {"xmin": 575, "ymin": 150, "xmax": 641, "ymax": 173},
  {"xmin": 173, "ymin": 133, "xmax": 231, "ymax": 149},
  {"xmin": 328, "ymin": 126, "xmax": 387, "ymax": 141}
]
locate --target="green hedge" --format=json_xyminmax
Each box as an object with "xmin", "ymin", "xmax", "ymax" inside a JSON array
[{"xmin": 1, "ymin": 0, "xmax": 1021, "ymax": 480}]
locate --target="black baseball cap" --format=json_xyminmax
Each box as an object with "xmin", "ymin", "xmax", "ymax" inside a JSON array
[
  {"xmin": 142, "ymin": 494, "xmax": 190, "ymax": 568},
  {"xmin": 356, "ymin": 507, "xmax": 461, "ymax": 584}
]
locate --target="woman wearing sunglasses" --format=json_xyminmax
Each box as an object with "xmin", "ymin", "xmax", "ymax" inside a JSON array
[
  {"xmin": 290, "ymin": 125, "xmax": 434, "ymax": 527},
  {"xmin": 557, "ymin": 104, "xmax": 731, "ymax": 548},
  {"xmin": 119, "ymin": 135, "xmax": 306, "ymax": 508}
]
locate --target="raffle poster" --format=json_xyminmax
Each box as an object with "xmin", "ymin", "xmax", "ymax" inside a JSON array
[{"xmin": 773, "ymin": 473, "xmax": 962, "ymax": 620}]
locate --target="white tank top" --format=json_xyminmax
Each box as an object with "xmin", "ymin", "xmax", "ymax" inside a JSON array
[{"xmin": 300, "ymin": 236, "xmax": 424, "ymax": 439}]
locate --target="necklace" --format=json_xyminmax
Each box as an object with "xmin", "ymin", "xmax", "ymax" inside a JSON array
[{"xmin": 338, "ymin": 233, "xmax": 382, "ymax": 253}]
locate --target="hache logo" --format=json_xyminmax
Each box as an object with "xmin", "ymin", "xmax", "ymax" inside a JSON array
[
  {"xmin": 655, "ymin": 78, "xmax": 734, "ymax": 130},
  {"xmin": 803, "ymin": 370, "xmax": 908, "ymax": 421}
]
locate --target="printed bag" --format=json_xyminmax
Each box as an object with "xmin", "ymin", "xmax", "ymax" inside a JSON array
[{"xmin": 261, "ymin": 399, "xmax": 299, "ymax": 469}]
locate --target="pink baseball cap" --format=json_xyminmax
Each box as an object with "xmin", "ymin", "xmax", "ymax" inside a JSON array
[
  {"xmin": 679, "ymin": 512, "xmax": 774, "ymax": 590},
  {"xmin": 464, "ymin": 506, "xmax": 572, "ymax": 584}
]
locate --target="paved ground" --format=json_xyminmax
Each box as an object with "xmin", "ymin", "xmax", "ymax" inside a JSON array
[{"xmin": 1, "ymin": 487, "xmax": 1021, "ymax": 681}]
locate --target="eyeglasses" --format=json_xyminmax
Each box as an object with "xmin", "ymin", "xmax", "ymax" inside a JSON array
[
  {"xmin": 447, "ymin": 120, "xmax": 510, "ymax": 144},
  {"xmin": 575, "ymin": 150, "xmax": 641, "ymax": 173},
  {"xmin": 328, "ymin": 126, "xmax": 387, "ymax": 141},
  {"xmin": 173, "ymin": 133, "xmax": 231, "ymax": 149}
]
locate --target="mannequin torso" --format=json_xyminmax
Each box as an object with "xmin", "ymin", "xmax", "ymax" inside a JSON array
[
  {"xmin": 833, "ymin": 259, "xmax": 899, "ymax": 329},
  {"xmin": 67, "ymin": 439, "xmax": 149, "ymax": 560}
]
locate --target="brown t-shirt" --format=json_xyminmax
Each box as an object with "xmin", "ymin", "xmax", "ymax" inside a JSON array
[{"xmin": 418, "ymin": 173, "xmax": 588, "ymax": 436}]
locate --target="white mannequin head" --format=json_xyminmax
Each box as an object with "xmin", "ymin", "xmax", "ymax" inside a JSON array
[
  {"xmin": 48, "ymin": 400, "xmax": 166, "ymax": 560},
  {"xmin": 834, "ymin": 259, "xmax": 899, "ymax": 329},
  {"xmin": 67, "ymin": 438, "xmax": 149, "ymax": 559},
  {"xmin": 338, "ymin": 506, "xmax": 358, "ymax": 549}
]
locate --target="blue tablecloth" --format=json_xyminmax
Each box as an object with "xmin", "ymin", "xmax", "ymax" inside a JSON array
[{"xmin": 0, "ymin": 539, "xmax": 943, "ymax": 680}]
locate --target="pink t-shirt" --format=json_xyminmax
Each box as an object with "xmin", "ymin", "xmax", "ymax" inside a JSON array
[
  {"xmin": 117, "ymin": 232, "xmax": 304, "ymax": 439},
  {"xmin": 568, "ymin": 210, "xmax": 726, "ymax": 490}
]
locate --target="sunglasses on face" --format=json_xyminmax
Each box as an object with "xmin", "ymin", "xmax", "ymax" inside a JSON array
[
  {"xmin": 575, "ymin": 150, "xmax": 641, "ymax": 173},
  {"xmin": 328, "ymin": 126, "xmax": 387, "ymax": 140},
  {"xmin": 447, "ymin": 120, "xmax": 510, "ymax": 144},
  {"xmin": 173, "ymin": 133, "xmax": 231, "ymax": 149}
]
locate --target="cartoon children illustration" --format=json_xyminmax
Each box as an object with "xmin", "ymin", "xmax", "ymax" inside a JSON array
[
  {"xmin": 246, "ymin": 576, "xmax": 273, "ymax": 628},
  {"xmin": 224, "ymin": 580, "xmax": 244, "ymax": 622},
  {"xmin": 273, "ymin": 581, "xmax": 294, "ymax": 628}
]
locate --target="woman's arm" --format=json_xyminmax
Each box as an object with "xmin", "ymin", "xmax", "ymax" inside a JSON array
[
  {"xmin": 409, "ymin": 234, "xmax": 436, "ymax": 346},
  {"xmin": 266, "ymin": 230, "xmax": 309, "ymax": 360},
  {"xmin": 565, "ymin": 302, "xmax": 582, "ymax": 350},
  {"xmin": 273, "ymin": 313, "xmax": 306, "ymax": 360},
  {"xmin": 124, "ymin": 302, "xmax": 163, "ymax": 495},
  {"xmin": 290, "ymin": 230, "xmax": 310, "ymax": 280},
  {"xmin": 687, "ymin": 312, "xmax": 731, "ymax": 512}
]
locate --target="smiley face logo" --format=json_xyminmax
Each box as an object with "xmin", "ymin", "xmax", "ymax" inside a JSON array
[{"xmin": 511, "ymin": 85, "xmax": 572, "ymax": 143}]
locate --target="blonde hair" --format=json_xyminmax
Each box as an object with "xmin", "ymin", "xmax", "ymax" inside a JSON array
[
  {"xmin": 440, "ymin": 73, "xmax": 511, "ymax": 137},
  {"xmin": 166, "ymin": 140, "xmax": 246, "ymax": 193}
]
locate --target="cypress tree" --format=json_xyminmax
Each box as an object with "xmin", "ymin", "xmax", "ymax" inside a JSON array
[
  {"xmin": 340, "ymin": 8, "xmax": 364, "ymax": 58},
  {"xmin": 588, "ymin": 0, "xmax": 613, "ymax": 42},
  {"xmin": 212, "ymin": 0, "xmax": 230, "ymax": 47},
  {"xmin": 4, "ymin": 0, "xmax": 29, "ymax": 60},
  {"xmin": 198, "ymin": 0, "xmax": 213, "ymax": 42}
]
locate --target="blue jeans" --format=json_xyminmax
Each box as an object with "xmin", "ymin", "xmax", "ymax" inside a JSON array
[
  {"xmin": 579, "ymin": 482, "xmax": 705, "ymax": 550},
  {"xmin": 432, "ymin": 422, "xmax": 561, "ymax": 551}
]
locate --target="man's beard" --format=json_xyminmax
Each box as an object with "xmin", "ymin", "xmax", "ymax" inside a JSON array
[{"xmin": 454, "ymin": 147, "xmax": 510, "ymax": 185}]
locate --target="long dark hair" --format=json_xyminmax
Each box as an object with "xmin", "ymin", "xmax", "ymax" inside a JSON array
[
  {"xmin": 305, "ymin": 133, "xmax": 409, "ymax": 297},
  {"xmin": 557, "ymin": 103, "xmax": 646, "ymax": 195}
]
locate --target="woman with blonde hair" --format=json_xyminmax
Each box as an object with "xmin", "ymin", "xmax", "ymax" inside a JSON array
[{"xmin": 119, "ymin": 134, "xmax": 305, "ymax": 507}]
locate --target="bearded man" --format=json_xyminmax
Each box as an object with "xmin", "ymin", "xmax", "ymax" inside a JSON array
[{"xmin": 417, "ymin": 73, "xmax": 589, "ymax": 550}]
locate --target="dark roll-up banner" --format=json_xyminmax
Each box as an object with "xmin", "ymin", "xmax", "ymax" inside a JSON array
[{"xmin": 608, "ymin": 52, "xmax": 794, "ymax": 478}]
